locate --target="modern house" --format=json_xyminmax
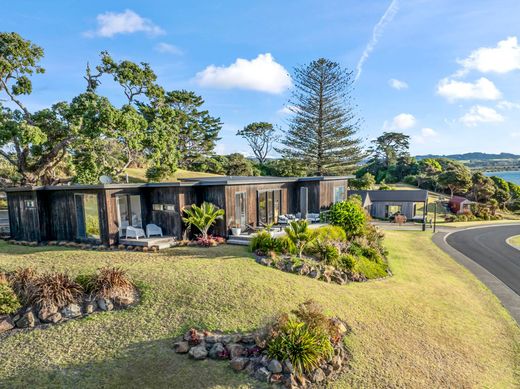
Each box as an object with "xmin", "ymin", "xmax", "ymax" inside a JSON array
[
  {"xmin": 448, "ymin": 196, "xmax": 474, "ymax": 214},
  {"xmin": 348, "ymin": 189, "xmax": 429, "ymax": 222},
  {"xmin": 5, "ymin": 175, "xmax": 351, "ymax": 245}
]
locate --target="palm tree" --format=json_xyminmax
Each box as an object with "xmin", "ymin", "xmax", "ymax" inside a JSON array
[
  {"xmin": 182, "ymin": 202, "xmax": 225, "ymax": 239},
  {"xmin": 285, "ymin": 220, "xmax": 313, "ymax": 258}
]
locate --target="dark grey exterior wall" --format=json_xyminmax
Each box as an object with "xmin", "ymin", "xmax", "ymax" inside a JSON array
[{"xmin": 368, "ymin": 201, "xmax": 417, "ymax": 219}]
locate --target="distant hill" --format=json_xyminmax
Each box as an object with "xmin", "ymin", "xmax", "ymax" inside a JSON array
[{"xmin": 416, "ymin": 152, "xmax": 520, "ymax": 161}]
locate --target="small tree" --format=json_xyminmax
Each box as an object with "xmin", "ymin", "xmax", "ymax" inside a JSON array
[
  {"xmin": 285, "ymin": 220, "xmax": 314, "ymax": 258},
  {"xmin": 438, "ymin": 165, "xmax": 472, "ymax": 198},
  {"xmin": 350, "ymin": 172, "xmax": 375, "ymax": 190},
  {"xmin": 327, "ymin": 199, "xmax": 367, "ymax": 237},
  {"xmin": 182, "ymin": 202, "xmax": 225, "ymax": 239},
  {"xmin": 237, "ymin": 122, "xmax": 279, "ymax": 165}
]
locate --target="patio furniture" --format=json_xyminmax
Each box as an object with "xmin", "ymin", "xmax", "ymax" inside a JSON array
[
  {"xmin": 146, "ymin": 223, "xmax": 163, "ymax": 238},
  {"xmin": 307, "ymin": 213, "xmax": 321, "ymax": 223},
  {"xmin": 245, "ymin": 223, "xmax": 263, "ymax": 234},
  {"xmin": 278, "ymin": 215, "xmax": 289, "ymax": 224},
  {"xmin": 126, "ymin": 226, "xmax": 146, "ymax": 240}
]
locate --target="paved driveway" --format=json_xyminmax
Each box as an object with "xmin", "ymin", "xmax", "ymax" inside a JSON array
[{"xmin": 446, "ymin": 225, "xmax": 520, "ymax": 295}]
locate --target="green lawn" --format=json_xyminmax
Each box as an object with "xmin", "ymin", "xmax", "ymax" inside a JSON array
[
  {"xmin": 509, "ymin": 235, "xmax": 520, "ymax": 247},
  {"xmin": 0, "ymin": 232, "xmax": 519, "ymax": 388}
]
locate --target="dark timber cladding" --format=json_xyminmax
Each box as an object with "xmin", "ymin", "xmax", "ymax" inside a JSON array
[{"xmin": 5, "ymin": 175, "xmax": 353, "ymax": 244}]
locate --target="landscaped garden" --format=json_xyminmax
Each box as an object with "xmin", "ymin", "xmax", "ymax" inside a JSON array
[{"xmin": 0, "ymin": 229, "xmax": 518, "ymax": 388}]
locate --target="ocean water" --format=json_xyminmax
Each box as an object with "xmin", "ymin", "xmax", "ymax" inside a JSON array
[{"xmin": 484, "ymin": 171, "xmax": 520, "ymax": 185}]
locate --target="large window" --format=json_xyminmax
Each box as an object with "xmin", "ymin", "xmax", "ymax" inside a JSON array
[
  {"xmin": 116, "ymin": 194, "xmax": 142, "ymax": 236},
  {"xmin": 334, "ymin": 186, "xmax": 346, "ymax": 203},
  {"xmin": 385, "ymin": 204, "xmax": 402, "ymax": 218},
  {"xmin": 75, "ymin": 194, "xmax": 100, "ymax": 240},
  {"xmin": 234, "ymin": 192, "xmax": 247, "ymax": 229},
  {"xmin": 257, "ymin": 190, "xmax": 282, "ymax": 225}
]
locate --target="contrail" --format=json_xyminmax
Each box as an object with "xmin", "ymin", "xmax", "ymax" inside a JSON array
[{"xmin": 355, "ymin": 0, "xmax": 400, "ymax": 81}]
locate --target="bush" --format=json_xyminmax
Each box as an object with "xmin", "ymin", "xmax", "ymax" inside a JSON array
[
  {"xmin": 354, "ymin": 256, "xmax": 388, "ymax": 279},
  {"xmin": 89, "ymin": 267, "xmax": 134, "ymax": 300},
  {"xmin": 327, "ymin": 199, "xmax": 367, "ymax": 237},
  {"xmin": 31, "ymin": 273, "xmax": 83, "ymax": 309},
  {"xmin": 276, "ymin": 235, "xmax": 297, "ymax": 255},
  {"xmin": 267, "ymin": 318, "xmax": 333, "ymax": 375},
  {"xmin": 0, "ymin": 283, "xmax": 21, "ymax": 315},
  {"xmin": 328, "ymin": 253, "xmax": 356, "ymax": 272},
  {"xmin": 251, "ymin": 231, "xmax": 281, "ymax": 254},
  {"xmin": 285, "ymin": 220, "xmax": 314, "ymax": 258},
  {"xmin": 75, "ymin": 273, "xmax": 95, "ymax": 294},
  {"xmin": 312, "ymin": 225, "xmax": 346, "ymax": 242},
  {"xmin": 9, "ymin": 267, "xmax": 37, "ymax": 304}
]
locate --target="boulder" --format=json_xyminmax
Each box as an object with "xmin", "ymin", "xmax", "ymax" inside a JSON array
[
  {"xmin": 208, "ymin": 342, "xmax": 228, "ymax": 359},
  {"xmin": 16, "ymin": 311, "xmax": 36, "ymax": 328},
  {"xmin": 114, "ymin": 294, "xmax": 135, "ymax": 307},
  {"xmin": 227, "ymin": 343, "xmax": 244, "ymax": 359},
  {"xmin": 229, "ymin": 357, "xmax": 249, "ymax": 371},
  {"xmin": 188, "ymin": 344, "xmax": 208, "ymax": 360},
  {"xmin": 309, "ymin": 268, "xmax": 321, "ymax": 279},
  {"xmin": 61, "ymin": 303, "xmax": 82, "ymax": 318},
  {"xmin": 331, "ymin": 318, "xmax": 349, "ymax": 335},
  {"xmin": 332, "ymin": 355, "xmax": 343, "ymax": 370},
  {"xmin": 311, "ymin": 367, "xmax": 326, "ymax": 383},
  {"xmin": 84, "ymin": 300, "xmax": 97, "ymax": 314},
  {"xmin": 267, "ymin": 359, "xmax": 283, "ymax": 373},
  {"xmin": 47, "ymin": 312, "xmax": 62, "ymax": 324},
  {"xmin": 270, "ymin": 373, "xmax": 283, "ymax": 384},
  {"xmin": 173, "ymin": 341, "xmax": 190, "ymax": 354},
  {"xmin": 254, "ymin": 367, "xmax": 271, "ymax": 382},
  {"xmin": 241, "ymin": 333, "xmax": 255, "ymax": 344},
  {"xmin": 283, "ymin": 359, "xmax": 295, "ymax": 374},
  {"xmin": 0, "ymin": 315, "xmax": 14, "ymax": 333},
  {"xmin": 205, "ymin": 333, "xmax": 223, "ymax": 343},
  {"xmin": 284, "ymin": 374, "xmax": 299, "ymax": 389},
  {"xmin": 259, "ymin": 257, "xmax": 272, "ymax": 267},
  {"xmin": 38, "ymin": 304, "xmax": 58, "ymax": 322},
  {"xmin": 97, "ymin": 298, "xmax": 114, "ymax": 311}
]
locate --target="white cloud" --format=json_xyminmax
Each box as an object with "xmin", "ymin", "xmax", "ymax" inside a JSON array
[
  {"xmin": 388, "ymin": 78, "xmax": 408, "ymax": 90},
  {"xmin": 195, "ymin": 53, "xmax": 291, "ymax": 94},
  {"xmin": 392, "ymin": 113, "xmax": 416, "ymax": 130},
  {"xmin": 155, "ymin": 42, "xmax": 182, "ymax": 55},
  {"xmin": 497, "ymin": 100, "xmax": 520, "ymax": 110},
  {"xmin": 414, "ymin": 127, "xmax": 439, "ymax": 144},
  {"xmin": 436, "ymin": 77, "xmax": 501, "ymax": 102},
  {"xmin": 85, "ymin": 9, "xmax": 164, "ymax": 38},
  {"xmin": 355, "ymin": 0, "xmax": 399, "ymax": 81},
  {"xmin": 458, "ymin": 36, "xmax": 520, "ymax": 75},
  {"xmin": 459, "ymin": 105, "xmax": 504, "ymax": 127},
  {"xmin": 277, "ymin": 105, "xmax": 299, "ymax": 115}
]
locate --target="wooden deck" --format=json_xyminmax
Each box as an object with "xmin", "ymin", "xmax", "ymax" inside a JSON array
[{"xmin": 119, "ymin": 236, "xmax": 176, "ymax": 249}]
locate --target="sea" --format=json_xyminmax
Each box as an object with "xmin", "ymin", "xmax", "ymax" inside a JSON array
[{"xmin": 484, "ymin": 171, "xmax": 520, "ymax": 185}]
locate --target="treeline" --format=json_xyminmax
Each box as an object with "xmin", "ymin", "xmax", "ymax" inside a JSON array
[{"xmin": 354, "ymin": 132, "xmax": 520, "ymax": 212}]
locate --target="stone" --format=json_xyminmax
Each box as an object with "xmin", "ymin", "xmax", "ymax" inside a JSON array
[
  {"xmin": 332, "ymin": 355, "xmax": 343, "ymax": 370},
  {"xmin": 188, "ymin": 344, "xmax": 208, "ymax": 360},
  {"xmin": 84, "ymin": 301, "xmax": 97, "ymax": 314},
  {"xmin": 16, "ymin": 311, "xmax": 36, "ymax": 328},
  {"xmin": 267, "ymin": 359, "xmax": 283, "ymax": 373},
  {"xmin": 321, "ymin": 273, "xmax": 331, "ymax": 283},
  {"xmin": 227, "ymin": 343, "xmax": 244, "ymax": 359},
  {"xmin": 331, "ymin": 318, "xmax": 349, "ymax": 335},
  {"xmin": 284, "ymin": 374, "xmax": 299, "ymax": 389},
  {"xmin": 297, "ymin": 263, "xmax": 310, "ymax": 275},
  {"xmin": 184, "ymin": 329, "xmax": 204, "ymax": 345},
  {"xmin": 309, "ymin": 268, "xmax": 321, "ymax": 279},
  {"xmin": 47, "ymin": 312, "xmax": 62, "ymax": 324},
  {"xmin": 260, "ymin": 257, "xmax": 272, "ymax": 267},
  {"xmin": 283, "ymin": 359, "xmax": 295, "ymax": 374},
  {"xmin": 208, "ymin": 342, "xmax": 227, "ymax": 359},
  {"xmin": 311, "ymin": 368, "xmax": 326, "ymax": 383},
  {"xmin": 205, "ymin": 333, "xmax": 223, "ymax": 343},
  {"xmin": 270, "ymin": 373, "xmax": 283, "ymax": 384},
  {"xmin": 229, "ymin": 357, "xmax": 249, "ymax": 371},
  {"xmin": 0, "ymin": 315, "xmax": 14, "ymax": 333},
  {"xmin": 97, "ymin": 298, "xmax": 114, "ymax": 311},
  {"xmin": 61, "ymin": 303, "xmax": 82, "ymax": 318},
  {"xmin": 38, "ymin": 304, "xmax": 58, "ymax": 322},
  {"xmin": 241, "ymin": 333, "xmax": 255, "ymax": 344},
  {"xmin": 254, "ymin": 367, "xmax": 271, "ymax": 382},
  {"xmin": 173, "ymin": 341, "xmax": 190, "ymax": 353},
  {"xmin": 114, "ymin": 294, "xmax": 135, "ymax": 307}
]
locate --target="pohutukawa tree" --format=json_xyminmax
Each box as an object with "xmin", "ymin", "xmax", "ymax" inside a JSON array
[
  {"xmin": 237, "ymin": 122, "xmax": 279, "ymax": 165},
  {"xmin": 278, "ymin": 58, "xmax": 363, "ymax": 175}
]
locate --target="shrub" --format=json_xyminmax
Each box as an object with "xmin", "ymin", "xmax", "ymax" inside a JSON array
[
  {"xmin": 251, "ymin": 231, "xmax": 281, "ymax": 254},
  {"xmin": 312, "ymin": 225, "xmax": 347, "ymax": 242},
  {"xmin": 9, "ymin": 267, "xmax": 37, "ymax": 304},
  {"xmin": 354, "ymin": 256, "xmax": 388, "ymax": 279},
  {"xmin": 318, "ymin": 244, "xmax": 340, "ymax": 263},
  {"xmin": 285, "ymin": 220, "xmax": 314, "ymax": 258},
  {"xmin": 292, "ymin": 300, "xmax": 334, "ymax": 336},
  {"xmin": 75, "ymin": 273, "xmax": 95, "ymax": 294},
  {"xmin": 31, "ymin": 273, "xmax": 83, "ymax": 309},
  {"xmin": 182, "ymin": 202, "xmax": 225, "ymax": 240},
  {"xmin": 267, "ymin": 318, "xmax": 333, "ymax": 375},
  {"xmin": 327, "ymin": 199, "xmax": 367, "ymax": 237},
  {"xmin": 89, "ymin": 267, "xmax": 134, "ymax": 300},
  {"xmin": 328, "ymin": 253, "xmax": 356, "ymax": 272},
  {"xmin": 0, "ymin": 283, "xmax": 21, "ymax": 315},
  {"xmin": 276, "ymin": 236, "xmax": 297, "ymax": 255}
]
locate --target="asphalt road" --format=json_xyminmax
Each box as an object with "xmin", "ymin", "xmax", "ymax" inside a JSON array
[{"xmin": 446, "ymin": 224, "xmax": 520, "ymax": 295}]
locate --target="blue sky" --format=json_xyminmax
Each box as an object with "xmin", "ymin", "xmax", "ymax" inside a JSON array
[{"xmin": 4, "ymin": 0, "xmax": 520, "ymax": 156}]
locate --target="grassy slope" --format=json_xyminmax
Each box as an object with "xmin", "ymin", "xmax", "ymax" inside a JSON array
[
  {"xmin": 0, "ymin": 232, "xmax": 519, "ymax": 388},
  {"xmin": 510, "ymin": 235, "xmax": 520, "ymax": 247},
  {"xmin": 124, "ymin": 168, "xmax": 221, "ymax": 183}
]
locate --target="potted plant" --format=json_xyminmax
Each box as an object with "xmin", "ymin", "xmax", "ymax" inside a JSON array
[{"xmin": 231, "ymin": 223, "xmax": 242, "ymax": 236}]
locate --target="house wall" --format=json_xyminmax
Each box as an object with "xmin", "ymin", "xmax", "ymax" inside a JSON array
[
  {"xmin": 294, "ymin": 181, "xmax": 320, "ymax": 213},
  {"xmin": 319, "ymin": 179, "xmax": 349, "ymax": 209},
  {"xmin": 369, "ymin": 201, "xmax": 417, "ymax": 219},
  {"xmin": 7, "ymin": 191, "xmax": 41, "ymax": 241},
  {"xmin": 224, "ymin": 182, "xmax": 295, "ymax": 232}
]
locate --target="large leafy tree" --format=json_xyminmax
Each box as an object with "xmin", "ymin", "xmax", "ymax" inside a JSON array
[
  {"xmin": 471, "ymin": 172, "xmax": 496, "ymax": 203},
  {"xmin": 166, "ymin": 90, "xmax": 221, "ymax": 170},
  {"xmin": 370, "ymin": 132, "xmax": 410, "ymax": 168},
  {"xmin": 278, "ymin": 58, "xmax": 363, "ymax": 175},
  {"xmin": 237, "ymin": 122, "xmax": 278, "ymax": 165},
  {"xmin": 438, "ymin": 162, "xmax": 472, "ymax": 197}
]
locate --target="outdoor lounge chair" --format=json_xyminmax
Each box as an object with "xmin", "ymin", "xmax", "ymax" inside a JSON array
[
  {"xmin": 307, "ymin": 213, "xmax": 321, "ymax": 223},
  {"xmin": 126, "ymin": 226, "xmax": 146, "ymax": 240},
  {"xmin": 146, "ymin": 223, "xmax": 163, "ymax": 237}
]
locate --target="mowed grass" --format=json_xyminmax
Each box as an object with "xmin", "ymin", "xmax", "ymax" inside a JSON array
[
  {"xmin": 0, "ymin": 232, "xmax": 519, "ymax": 388},
  {"xmin": 509, "ymin": 235, "xmax": 520, "ymax": 247}
]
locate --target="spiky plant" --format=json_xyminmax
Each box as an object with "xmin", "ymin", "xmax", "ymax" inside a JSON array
[
  {"xmin": 182, "ymin": 202, "xmax": 225, "ymax": 240},
  {"xmin": 284, "ymin": 220, "xmax": 313, "ymax": 258},
  {"xmin": 31, "ymin": 273, "xmax": 83, "ymax": 309},
  {"xmin": 9, "ymin": 267, "xmax": 37, "ymax": 304},
  {"xmin": 89, "ymin": 267, "xmax": 134, "ymax": 300}
]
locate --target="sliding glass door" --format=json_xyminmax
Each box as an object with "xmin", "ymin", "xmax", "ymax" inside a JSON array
[
  {"xmin": 234, "ymin": 192, "xmax": 247, "ymax": 229},
  {"xmin": 257, "ymin": 190, "xmax": 282, "ymax": 225},
  {"xmin": 116, "ymin": 194, "xmax": 142, "ymax": 237},
  {"xmin": 75, "ymin": 194, "xmax": 101, "ymax": 240}
]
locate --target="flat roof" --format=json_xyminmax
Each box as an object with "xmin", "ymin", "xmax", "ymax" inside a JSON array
[
  {"xmin": 348, "ymin": 189, "xmax": 429, "ymax": 202},
  {"xmin": 4, "ymin": 175, "xmax": 354, "ymax": 192}
]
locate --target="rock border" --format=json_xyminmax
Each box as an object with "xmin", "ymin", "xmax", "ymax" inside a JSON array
[{"xmin": 173, "ymin": 319, "xmax": 350, "ymax": 388}]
